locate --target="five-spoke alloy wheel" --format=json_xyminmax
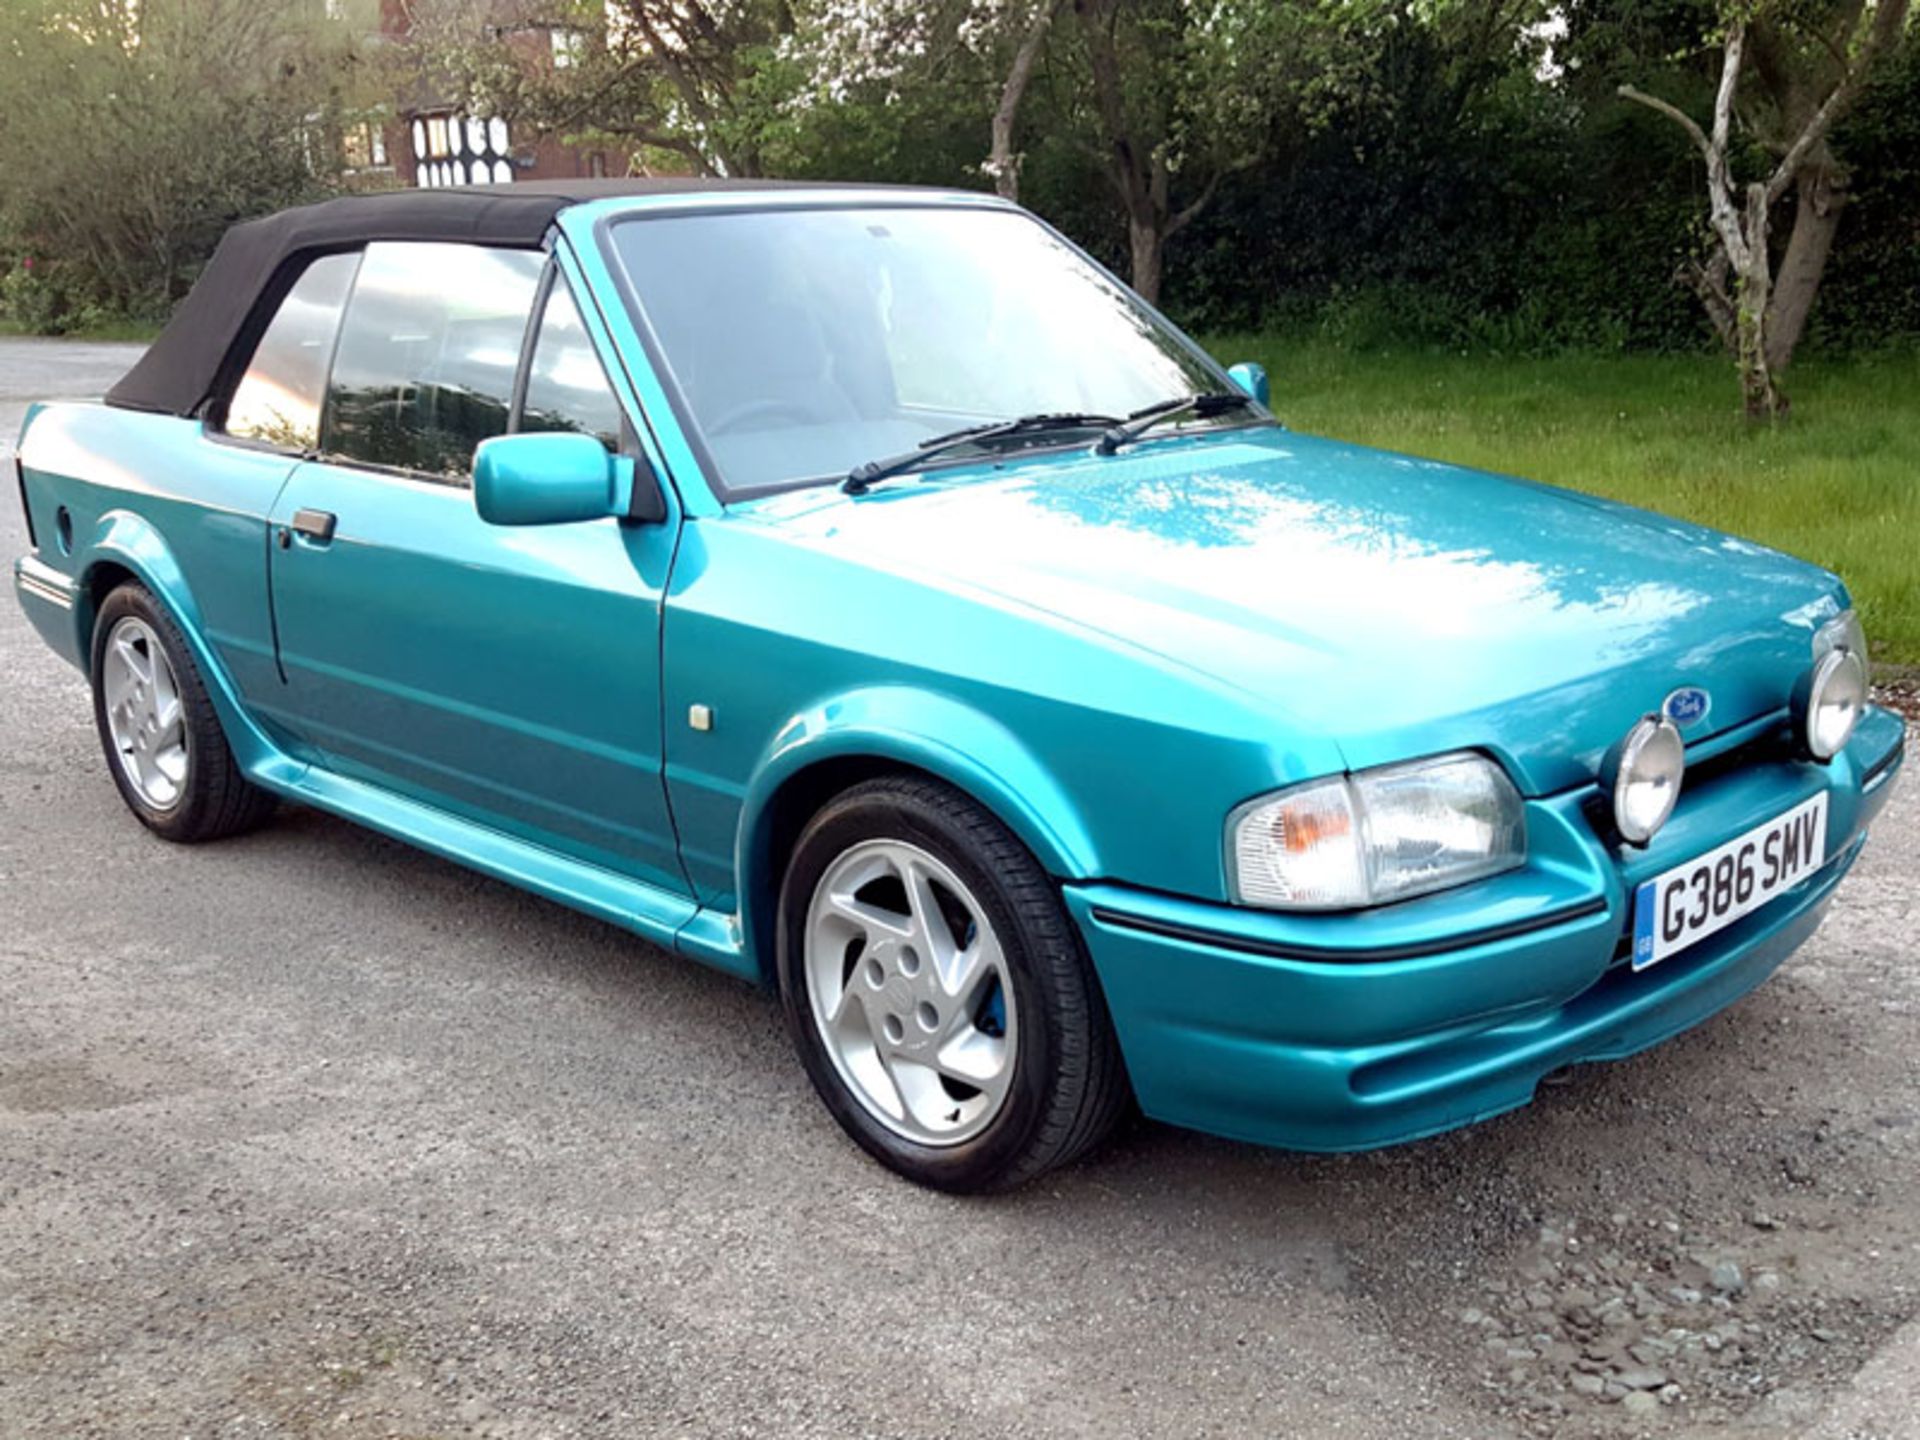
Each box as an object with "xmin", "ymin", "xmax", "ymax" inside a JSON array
[
  {"xmin": 89, "ymin": 582, "xmax": 276, "ymax": 843},
  {"xmin": 100, "ymin": 615, "xmax": 189, "ymax": 811},
  {"xmin": 778, "ymin": 775, "xmax": 1129, "ymax": 1191},
  {"xmin": 804, "ymin": 838, "xmax": 1018, "ymax": 1146}
]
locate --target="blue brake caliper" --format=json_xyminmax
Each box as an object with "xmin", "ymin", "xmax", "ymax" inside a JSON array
[{"xmin": 977, "ymin": 981, "xmax": 1006, "ymax": 1039}]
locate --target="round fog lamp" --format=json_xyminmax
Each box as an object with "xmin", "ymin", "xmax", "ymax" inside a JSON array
[
  {"xmin": 1604, "ymin": 715, "xmax": 1685, "ymax": 845},
  {"xmin": 1802, "ymin": 645, "xmax": 1866, "ymax": 760}
]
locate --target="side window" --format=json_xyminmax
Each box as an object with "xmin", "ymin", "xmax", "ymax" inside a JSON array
[
  {"xmin": 320, "ymin": 241, "xmax": 543, "ymax": 481},
  {"xmin": 519, "ymin": 280, "xmax": 625, "ymax": 451},
  {"xmin": 224, "ymin": 252, "xmax": 359, "ymax": 450}
]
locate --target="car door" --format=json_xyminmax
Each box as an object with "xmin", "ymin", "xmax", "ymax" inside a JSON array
[{"xmin": 264, "ymin": 240, "xmax": 687, "ymax": 896}]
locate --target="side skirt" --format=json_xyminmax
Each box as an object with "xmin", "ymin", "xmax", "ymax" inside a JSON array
[{"xmin": 250, "ymin": 754, "xmax": 757, "ymax": 983}]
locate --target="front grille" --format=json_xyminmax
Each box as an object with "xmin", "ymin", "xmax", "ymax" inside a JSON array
[{"xmin": 1687, "ymin": 715, "xmax": 1799, "ymax": 782}]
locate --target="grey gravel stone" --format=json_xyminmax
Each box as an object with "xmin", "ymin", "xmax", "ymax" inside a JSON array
[{"xmin": 1615, "ymin": 1367, "xmax": 1671, "ymax": 1390}]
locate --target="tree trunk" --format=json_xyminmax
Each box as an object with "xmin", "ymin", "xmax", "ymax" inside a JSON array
[
  {"xmin": 1128, "ymin": 214, "xmax": 1164, "ymax": 306},
  {"xmin": 1764, "ymin": 163, "xmax": 1845, "ymax": 373},
  {"xmin": 1681, "ymin": 249, "xmax": 1738, "ymax": 351},
  {"xmin": 1733, "ymin": 182, "xmax": 1787, "ymax": 420},
  {"xmin": 1616, "ymin": 0, "xmax": 1909, "ymax": 420},
  {"xmin": 988, "ymin": 1, "xmax": 1059, "ymax": 201},
  {"xmin": 1075, "ymin": 0, "xmax": 1169, "ymax": 303}
]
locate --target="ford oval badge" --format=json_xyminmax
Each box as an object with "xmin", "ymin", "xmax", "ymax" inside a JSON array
[{"xmin": 1663, "ymin": 686, "xmax": 1711, "ymax": 728}]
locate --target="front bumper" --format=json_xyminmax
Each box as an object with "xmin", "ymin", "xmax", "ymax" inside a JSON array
[{"xmin": 1066, "ymin": 704, "xmax": 1906, "ymax": 1153}]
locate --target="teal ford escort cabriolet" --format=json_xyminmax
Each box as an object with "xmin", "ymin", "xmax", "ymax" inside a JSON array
[{"xmin": 12, "ymin": 181, "xmax": 1906, "ymax": 1191}]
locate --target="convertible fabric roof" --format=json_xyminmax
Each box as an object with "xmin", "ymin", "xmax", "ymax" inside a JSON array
[{"xmin": 103, "ymin": 179, "xmax": 871, "ymax": 418}]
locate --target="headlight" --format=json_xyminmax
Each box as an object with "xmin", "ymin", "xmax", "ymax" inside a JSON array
[
  {"xmin": 1228, "ymin": 752, "xmax": 1526, "ymax": 910},
  {"xmin": 1601, "ymin": 714, "xmax": 1685, "ymax": 845},
  {"xmin": 1801, "ymin": 610, "xmax": 1868, "ymax": 760}
]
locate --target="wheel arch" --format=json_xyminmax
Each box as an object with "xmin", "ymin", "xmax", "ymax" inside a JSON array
[
  {"xmin": 732, "ymin": 687, "xmax": 1103, "ymax": 986},
  {"xmin": 76, "ymin": 558, "xmax": 138, "ymax": 649},
  {"xmin": 74, "ymin": 510, "xmax": 201, "ymax": 651},
  {"xmin": 73, "ymin": 511, "xmax": 282, "ymax": 778}
]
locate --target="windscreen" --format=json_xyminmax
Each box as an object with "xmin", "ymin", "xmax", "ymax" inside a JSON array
[{"xmin": 607, "ymin": 205, "xmax": 1224, "ymax": 495}]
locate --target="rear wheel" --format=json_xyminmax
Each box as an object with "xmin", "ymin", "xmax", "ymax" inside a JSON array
[
  {"xmin": 777, "ymin": 776, "xmax": 1128, "ymax": 1191},
  {"xmin": 89, "ymin": 582, "xmax": 276, "ymax": 842}
]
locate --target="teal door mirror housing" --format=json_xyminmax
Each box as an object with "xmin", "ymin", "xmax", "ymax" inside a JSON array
[
  {"xmin": 1227, "ymin": 362, "xmax": 1270, "ymax": 408},
  {"xmin": 473, "ymin": 431, "xmax": 622, "ymax": 526}
]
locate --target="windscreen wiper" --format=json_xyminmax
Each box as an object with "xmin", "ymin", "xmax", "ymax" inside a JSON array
[
  {"xmin": 1093, "ymin": 391, "xmax": 1256, "ymax": 456},
  {"xmin": 843, "ymin": 412, "xmax": 1122, "ymax": 494}
]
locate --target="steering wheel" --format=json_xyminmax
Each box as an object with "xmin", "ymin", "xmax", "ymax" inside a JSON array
[{"xmin": 703, "ymin": 398, "xmax": 819, "ymax": 437}]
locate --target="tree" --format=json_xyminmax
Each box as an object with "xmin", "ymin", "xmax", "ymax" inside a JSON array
[
  {"xmin": 790, "ymin": 0, "xmax": 1068, "ymax": 200},
  {"xmin": 1061, "ymin": 1, "xmax": 1485, "ymax": 306},
  {"xmin": 1066, "ymin": 0, "xmax": 1273, "ymax": 305},
  {"xmin": 788, "ymin": 0, "xmax": 1379, "ymax": 303},
  {"xmin": 0, "ymin": 0, "xmax": 360, "ymax": 327},
  {"xmin": 404, "ymin": 0, "xmax": 800, "ymax": 177},
  {"xmin": 598, "ymin": 0, "xmax": 800, "ymax": 174},
  {"xmin": 987, "ymin": 0, "xmax": 1064, "ymax": 199},
  {"xmin": 1620, "ymin": 0, "xmax": 1913, "ymax": 416}
]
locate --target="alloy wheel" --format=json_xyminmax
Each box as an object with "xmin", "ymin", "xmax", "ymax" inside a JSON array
[
  {"xmin": 803, "ymin": 839, "xmax": 1018, "ymax": 1146},
  {"xmin": 101, "ymin": 616, "xmax": 189, "ymax": 811}
]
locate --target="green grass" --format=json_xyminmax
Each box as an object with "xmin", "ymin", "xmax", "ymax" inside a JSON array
[{"xmin": 1207, "ymin": 340, "xmax": 1920, "ymax": 669}]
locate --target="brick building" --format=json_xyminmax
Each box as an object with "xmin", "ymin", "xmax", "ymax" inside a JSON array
[{"xmin": 371, "ymin": 0, "xmax": 623, "ymax": 190}]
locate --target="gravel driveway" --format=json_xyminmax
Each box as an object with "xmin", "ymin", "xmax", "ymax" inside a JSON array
[{"xmin": 3, "ymin": 340, "xmax": 1916, "ymax": 1439}]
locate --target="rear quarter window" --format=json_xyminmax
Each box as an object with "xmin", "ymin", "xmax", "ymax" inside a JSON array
[{"xmin": 223, "ymin": 252, "xmax": 360, "ymax": 450}]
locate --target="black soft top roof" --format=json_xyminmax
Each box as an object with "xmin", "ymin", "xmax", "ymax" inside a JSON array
[{"xmin": 104, "ymin": 179, "xmax": 879, "ymax": 418}]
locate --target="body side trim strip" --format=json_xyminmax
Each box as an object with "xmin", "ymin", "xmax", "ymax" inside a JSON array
[
  {"xmin": 16, "ymin": 555, "xmax": 77, "ymax": 607},
  {"xmin": 1862, "ymin": 738, "xmax": 1904, "ymax": 792},
  {"xmin": 1085, "ymin": 896, "xmax": 1612, "ymax": 965}
]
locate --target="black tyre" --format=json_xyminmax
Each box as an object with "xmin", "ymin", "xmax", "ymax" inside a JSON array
[
  {"xmin": 777, "ymin": 775, "xmax": 1129, "ymax": 1191},
  {"xmin": 89, "ymin": 582, "xmax": 277, "ymax": 842}
]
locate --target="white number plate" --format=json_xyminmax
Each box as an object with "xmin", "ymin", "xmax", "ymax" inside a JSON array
[{"xmin": 1631, "ymin": 792, "xmax": 1828, "ymax": 971}]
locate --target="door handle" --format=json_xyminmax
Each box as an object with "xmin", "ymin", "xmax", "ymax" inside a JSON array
[{"xmin": 282, "ymin": 509, "xmax": 337, "ymax": 548}]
